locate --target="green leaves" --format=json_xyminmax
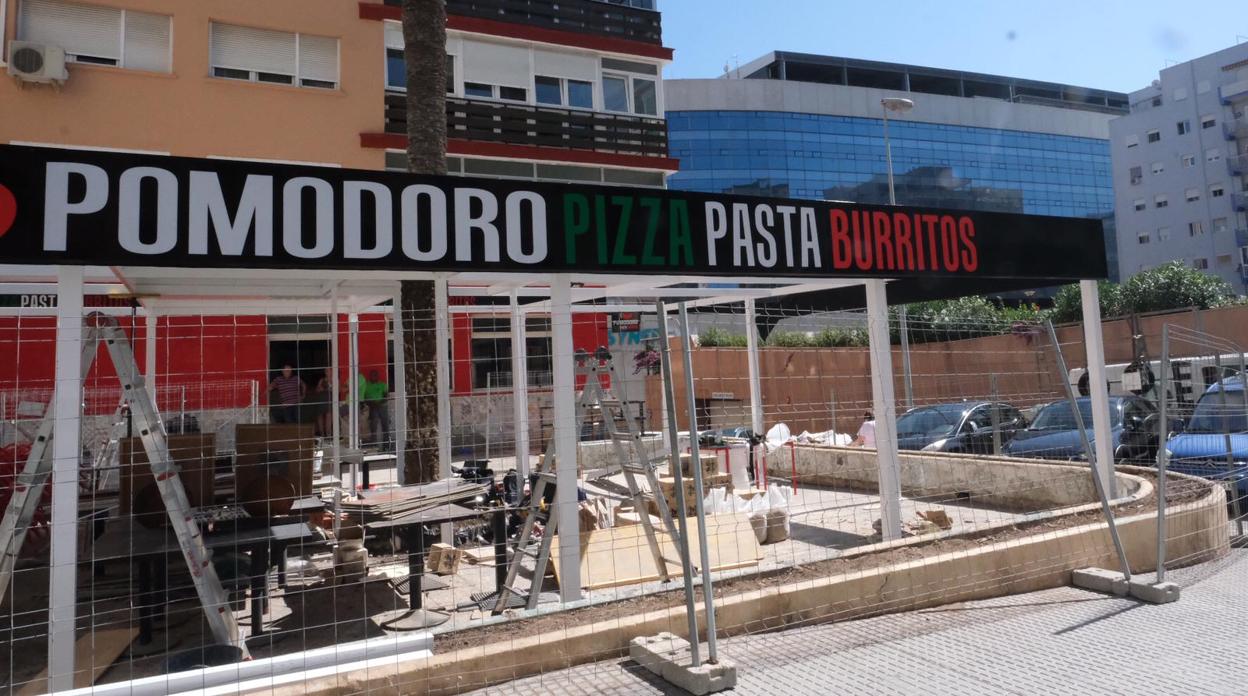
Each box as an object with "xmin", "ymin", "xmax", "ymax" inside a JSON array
[{"xmin": 1049, "ymin": 262, "xmax": 1234, "ymax": 323}]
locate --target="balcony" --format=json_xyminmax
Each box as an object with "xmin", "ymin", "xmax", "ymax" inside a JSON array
[
  {"xmin": 384, "ymin": 0, "xmax": 663, "ymax": 45},
  {"xmin": 1221, "ymin": 79, "xmax": 1248, "ymax": 105},
  {"xmin": 1230, "ymin": 154, "xmax": 1248, "ymax": 177},
  {"xmin": 1225, "ymin": 115, "xmax": 1248, "ymax": 141},
  {"xmin": 385, "ymin": 94, "xmax": 669, "ymax": 158},
  {"xmin": 1232, "ymin": 192, "xmax": 1248, "ymax": 214},
  {"xmin": 1236, "ymin": 228, "xmax": 1248, "ymax": 248}
]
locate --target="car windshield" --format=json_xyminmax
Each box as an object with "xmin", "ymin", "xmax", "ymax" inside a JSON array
[
  {"xmin": 1186, "ymin": 389, "xmax": 1248, "ymax": 434},
  {"xmin": 1029, "ymin": 399, "xmax": 1122, "ymax": 430},
  {"xmin": 896, "ymin": 405, "xmax": 966, "ymax": 438}
]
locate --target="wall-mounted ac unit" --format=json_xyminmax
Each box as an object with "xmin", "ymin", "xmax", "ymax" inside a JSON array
[{"xmin": 7, "ymin": 41, "xmax": 69, "ymax": 85}]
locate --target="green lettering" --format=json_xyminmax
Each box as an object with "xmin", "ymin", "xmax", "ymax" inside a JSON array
[
  {"xmin": 669, "ymin": 199, "xmax": 693, "ymax": 266},
  {"xmin": 594, "ymin": 194, "xmax": 608, "ymax": 264},
  {"xmin": 611, "ymin": 195, "xmax": 636, "ymax": 265},
  {"xmin": 563, "ymin": 194, "xmax": 589, "ymax": 264},
  {"xmin": 639, "ymin": 197, "xmax": 663, "ymax": 266}
]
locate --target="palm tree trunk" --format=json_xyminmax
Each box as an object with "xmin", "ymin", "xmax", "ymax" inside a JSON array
[{"xmin": 401, "ymin": 0, "xmax": 447, "ymax": 483}]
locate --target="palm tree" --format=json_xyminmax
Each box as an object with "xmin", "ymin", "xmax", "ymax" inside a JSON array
[{"xmin": 400, "ymin": 0, "xmax": 446, "ymax": 483}]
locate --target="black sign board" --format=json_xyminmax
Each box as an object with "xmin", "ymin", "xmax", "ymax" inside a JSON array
[{"xmin": 0, "ymin": 145, "xmax": 1107, "ymax": 282}]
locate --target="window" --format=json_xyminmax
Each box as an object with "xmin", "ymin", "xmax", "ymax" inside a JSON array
[
  {"xmin": 498, "ymin": 85, "xmax": 526, "ymax": 101},
  {"xmin": 1124, "ymin": 134, "xmax": 1139, "ymax": 149},
  {"xmin": 1182, "ymin": 154, "xmax": 1196, "ymax": 168},
  {"xmin": 1198, "ymin": 80, "xmax": 1211, "ymax": 94},
  {"xmin": 535, "ymin": 75, "xmax": 562, "ymax": 105},
  {"xmin": 461, "ymin": 82, "xmax": 525, "ymax": 101},
  {"xmin": 1202, "ymin": 115, "xmax": 1217, "ymax": 129},
  {"xmin": 470, "ymin": 317, "xmax": 553, "ymax": 389},
  {"xmin": 385, "ymin": 50, "xmax": 453, "ymax": 93},
  {"xmin": 1151, "ymin": 161, "xmax": 1164, "ymax": 175},
  {"xmin": 1189, "ymin": 221, "xmax": 1205, "ymax": 236},
  {"xmin": 1177, "ymin": 120, "xmax": 1191, "ymax": 135},
  {"xmin": 1173, "ymin": 87, "xmax": 1188, "ymax": 101},
  {"xmin": 1155, "ymin": 194, "xmax": 1168, "ymax": 208},
  {"xmin": 210, "ymin": 23, "xmax": 339, "ymax": 89},
  {"xmin": 1133, "ymin": 198, "xmax": 1146, "ymax": 211},
  {"xmin": 633, "ymin": 77, "xmax": 658, "ymax": 115},
  {"xmin": 1213, "ymin": 217, "xmax": 1229, "ymax": 233},
  {"xmin": 534, "ymin": 75, "xmax": 594, "ymax": 108},
  {"xmin": 1207, "ymin": 148, "xmax": 1223, "ymax": 163},
  {"xmin": 1129, "ymin": 165, "xmax": 1143, "ymax": 184},
  {"xmin": 18, "ymin": 0, "xmax": 170, "ymax": 72},
  {"xmin": 1147, "ymin": 129, "xmax": 1161, "ymax": 143},
  {"xmin": 464, "ymin": 82, "xmax": 492, "ymax": 98},
  {"xmin": 1186, "ymin": 188, "xmax": 1201, "ymax": 202},
  {"xmin": 603, "ymin": 74, "xmax": 629, "ymax": 112},
  {"xmin": 1212, "ymin": 184, "xmax": 1226, "ymax": 198},
  {"xmin": 1193, "ymin": 257, "xmax": 1209, "ymax": 270},
  {"xmin": 1218, "ymin": 254, "xmax": 1234, "ymax": 266},
  {"xmin": 1137, "ymin": 232, "xmax": 1151, "ymax": 245},
  {"xmin": 1159, "ymin": 227, "xmax": 1171, "ymax": 241},
  {"xmin": 601, "ymin": 57, "xmax": 661, "ymax": 116},
  {"xmin": 1152, "ymin": 96, "xmax": 1162, "ymax": 107}
]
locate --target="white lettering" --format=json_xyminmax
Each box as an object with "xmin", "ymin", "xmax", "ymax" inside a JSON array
[
  {"xmin": 504, "ymin": 191, "xmax": 546, "ymax": 264},
  {"xmin": 775, "ymin": 205, "xmax": 796, "ymax": 267},
  {"xmin": 343, "ymin": 181, "xmax": 393, "ymax": 259},
  {"xmin": 188, "ymin": 172, "xmax": 273, "ymax": 256},
  {"xmin": 754, "ymin": 204, "xmax": 777, "ymax": 268},
  {"xmin": 704, "ymin": 202, "xmax": 728, "ymax": 265},
  {"xmin": 43, "ymin": 162, "xmax": 108, "ymax": 252},
  {"xmin": 731, "ymin": 203, "xmax": 755, "ymax": 266},
  {"xmin": 400, "ymin": 184, "xmax": 447, "ymax": 261},
  {"xmin": 282, "ymin": 177, "xmax": 334, "ymax": 259},
  {"xmin": 454, "ymin": 188, "xmax": 500, "ymax": 262},
  {"xmin": 799, "ymin": 207, "xmax": 821, "ymax": 267},
  {"xmin": 119, "ymin": 167, "xmax": 178, "ymax": 255}
]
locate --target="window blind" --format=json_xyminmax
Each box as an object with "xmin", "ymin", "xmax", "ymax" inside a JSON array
[
  {"xmin": 461, "ymin": 39, "xmax": 528, "ymax": 89},
  {"xmin": 383, "ymin": 21, "xmax": 403, "ymax": 50},
  {"xmin": 297, "ymin": 33, "xmax": 338, "ymax": 84},
  {"xmin": 533, "ymin": 49, "xmax": 596, "ymax": 82},
  {"xmin": 122, "ymin": 10, "xmax": 170, "ymax": 72},
  {"xmin": 210, "ymin": 22, "xmax": 297, "ymax": 77},
  {"xmin": 20, "ymin": 0, "xmax": 121, "ymax": 61}
]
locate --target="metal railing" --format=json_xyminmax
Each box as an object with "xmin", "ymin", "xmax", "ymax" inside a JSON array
[
  {"xmin": 385, "ymin": 0, "xmax": 664, "ymax": 45},
  {"xmin": 385, "ymin": 95, "xmax": 670, "ymax": 158},
  {"xmin": 1229, "ymin": 154, "xmax": 1248, "ymax": 177},
  {"xmin": 1224, "ymin": 115, "xmax": 1248, "ymax": 141}
]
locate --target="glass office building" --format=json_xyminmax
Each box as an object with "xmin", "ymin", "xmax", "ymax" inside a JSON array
[{"xmin": 666, "ymin": 53, "xmax": 1126, "ymax": 281}]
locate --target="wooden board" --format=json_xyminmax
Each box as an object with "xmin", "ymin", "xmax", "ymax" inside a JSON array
[
  {"xmin": 235, "ymin": 423, "xmax": 315, "ymax": 498},
  {"xmin": 21, "ymin": 627, "xmax": 139, "ymax": 694},
  {"xmin": 119, "ymin": 434, "xmax": 215, "ymax": 515},
  {"xmin": 549, "ymin": 513, "xmax": 762, "ymax": 592}
]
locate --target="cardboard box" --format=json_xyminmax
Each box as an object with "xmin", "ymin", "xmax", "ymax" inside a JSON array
[
  {"xmin": 427, "ymin": 542, "xmax": 462, "ymax": 575},
  {"xmin": 677, "ymin": 452, "xmax": 719, "ymax": 477},
  {"xmin": 119, "ymin": 434, "xmax": 215, "ymax": 521},
  {"xmin": 235, "ymin": 423, "xmax": 314, "ymax": 500},
  {"xmin": 652, "ymin": 472, "xmax": 733, "ymax": 518}
]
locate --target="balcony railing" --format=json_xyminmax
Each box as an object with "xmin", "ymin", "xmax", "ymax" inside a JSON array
[
  {"xmin": 1225, "ymin": 116, "xmax": 1248, "ymax": 142},
  {"xmin": 1235, "ymin": 228, "xmax": 1248, "ymax": 248},
  {"xmin": 1221, "ymin": 79, "xmax": 1248, "ymax": 105},
  {"xmin": 385, "ymin": 0, "xmax": 663, "ymax": 45},
  {"xmin": 1232, "ymin": 192, "xmax": 1248, "ymax": 213},
  {"xmin": 1230, "ymin": 154, "xmax": 1248, "ymax": 177},
  {"xmin": 386, "ymin": 94, "xmax": 669, "ymax": 158}
]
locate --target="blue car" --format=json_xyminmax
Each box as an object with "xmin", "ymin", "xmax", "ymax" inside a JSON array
[
  {"xmin": 1003, "ymin": 396, "xmax": 1160, "ymax": 463},
  {"xmin": 1165, "ymin": 376, "xmax": 1248, "ymax": 505}
]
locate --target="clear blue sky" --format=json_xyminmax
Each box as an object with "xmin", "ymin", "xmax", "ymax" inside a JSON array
[{"xmin": 662, "ymin": 0, "xmax": 1248, "ymax": 93}]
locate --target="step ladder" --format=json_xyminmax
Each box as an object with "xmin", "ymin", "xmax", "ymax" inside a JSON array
[
  {"xmin": 0, "ymin": 313, "xmax": 245, "ymax": 654},
  {"xmin": 493, "ymin": 348, "xmax": 682, "ymax": 614}
]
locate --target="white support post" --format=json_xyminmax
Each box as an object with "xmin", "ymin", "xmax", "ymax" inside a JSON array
[
  {"xmin": 392, "ymin": 288, "xmax": 407, "ymax": 485},
  {"xmin": 330, "ymin": 291, "xmax": 341, "ymax": 481},
  {"xmin": 1080, "ymin": 280, "xmax": 1117, "ymax": 498},
  {"xmin": 348, "ymin": 313, "xmax": 360, "ymax": 489},
  {"xmin": 551, "ymin": 274, "xmax": 581, "ymax": 603},
  {"xmin": 48, "ymin": 266, "xmax": 84, "ymax": 692},
  {"xmin": 744, "ymin": 299, "xmax": 765, "ymax": 439},
  {"xmin": 434, "ymin": 277, "xmax": 452, "ymax": 479},
  {"xmin": 144, "ymin": 312, "xmax": 157, "ymax": 406},
  {"xmin": 865, "ymin": 279, "xmax": 903, "ymax": 540},
  {"xmin": 509, "ymin": 290, "xmax": 531, "ymax": 479}
]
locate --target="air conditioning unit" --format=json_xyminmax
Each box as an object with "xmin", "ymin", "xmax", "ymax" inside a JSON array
[{"xmin": 7, "ymin": 41, "xmax": 69, "ymax": 85}]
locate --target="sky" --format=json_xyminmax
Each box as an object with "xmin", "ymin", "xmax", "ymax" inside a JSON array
[{"xmin": 661, "ymin": 0, "xmax": 1248, "ymax": 93}]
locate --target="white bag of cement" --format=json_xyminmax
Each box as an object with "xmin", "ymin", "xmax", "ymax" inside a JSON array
[{"xmin": 764, "ymin": 423, "xmax": 791, "ymax": 454}]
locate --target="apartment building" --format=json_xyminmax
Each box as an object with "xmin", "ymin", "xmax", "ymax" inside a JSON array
[{"xmin": 1109, "ymin": 43, "xmax": 1248, "ymax": 291}]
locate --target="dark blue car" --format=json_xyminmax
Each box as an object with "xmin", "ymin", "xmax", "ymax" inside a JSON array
[
  {"xmin": 896, "ymin": 402, "xmax": 1026, "ymax": 454},
  {"xmin": 1003, "ymin": 396, "xmax": 1160, "ymax": 463},
  {"xmin": 1165, "ymin": 376, "xmax": 1248, "ymax": 504}
]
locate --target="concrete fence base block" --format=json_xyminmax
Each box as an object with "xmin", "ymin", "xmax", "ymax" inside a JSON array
[
  {"xmin": 1128, "ymin": 580, "xmax": 1181, "ymax": 604},
  {"xmin": 630, "ymin": 633, "xmax": 738, "ymax": 695},
  {"xmin": 1071, "ymin": 567, "xmax": 1129, "ymax": 596}
]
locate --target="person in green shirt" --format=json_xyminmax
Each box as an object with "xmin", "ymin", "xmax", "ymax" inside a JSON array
[{"xmin": 362, "ymin": 369, "xmax": 391, "ymax": 448}]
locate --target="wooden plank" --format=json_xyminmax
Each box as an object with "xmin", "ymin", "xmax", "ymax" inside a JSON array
[
  {"xmin": 21, "ymin": 627, "xmax": 139, "ymax": 693},
  {"xmin": 119, "ymin": 434, "xmax": 215, "ymax": 515},
  {"xmin": 548, "ymin": 513, "xmax": 761, "ymax": 592}
]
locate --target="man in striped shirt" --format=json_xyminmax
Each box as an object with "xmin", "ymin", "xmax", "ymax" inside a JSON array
[{"xmin": 268, "ymin": 363, "xmax": 305, "ymax": 424}]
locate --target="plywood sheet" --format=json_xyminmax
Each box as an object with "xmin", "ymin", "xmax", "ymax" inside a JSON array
[
  {"xmin": 235, "ymin": 423, "xmax": 315, "ymax": 498},
  {"xmin": 119, "ymin": 434, "xmax": 215, "ymax": 515},
  {"xmin": 549, "ymin": 513, "xmax": 761, "ymax": 592},
  {"xmin": 21, "ymin": 626, "xmax": 139, "ymax": 693}
]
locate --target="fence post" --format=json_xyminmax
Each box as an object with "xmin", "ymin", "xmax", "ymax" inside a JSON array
[
  {"xmin": 1155, "ymin": 326, "xmax": 1170, "ymax": 582},
  {"xmin": 990, "ymin": 374, "xmax": 1001, "ymax": 456}
]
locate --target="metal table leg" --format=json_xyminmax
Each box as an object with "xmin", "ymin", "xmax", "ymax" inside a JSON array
[{"xmin": 376, "ymin": 523, "xmax": 449, "ymax": 630}]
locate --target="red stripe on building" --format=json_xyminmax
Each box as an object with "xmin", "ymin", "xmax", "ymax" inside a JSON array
[
  {"xmin": 357, "ymin": 2, "xmax": 674, "ymax": 61},
  {"xmin": 359, "ymin": 133, "xmax": 680, "ymax": 171}
]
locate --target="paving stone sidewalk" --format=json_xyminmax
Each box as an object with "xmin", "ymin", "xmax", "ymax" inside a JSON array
[{"xmin": 469, "ymin": 547, "xmax": 1248, "ymax": 695}]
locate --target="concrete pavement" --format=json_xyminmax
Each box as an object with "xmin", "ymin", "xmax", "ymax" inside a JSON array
[{"xmin": 469, "ymin": 546, "xmax": 1248, "ymax": 695}]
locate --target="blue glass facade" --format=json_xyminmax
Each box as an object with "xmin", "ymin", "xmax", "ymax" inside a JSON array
[{"xmin": 667, "ymin": 110, "xmax": 1118, "ymax": 278}]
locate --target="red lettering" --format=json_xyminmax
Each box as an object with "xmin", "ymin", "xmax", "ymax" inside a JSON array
[
  {"xmin": 829, "ymin": 209, "xmax": 852, "ymax": 269},
  {"xmin": 872, "ymin": 211, "xmax": 895, "ymax": 271},
  {"xmin": 958, "ymin": 217, "xmax": 978, "ymax": 272},
  {"xmin": 921, "ymin": 214, "xmax": 940, "ymax": 271},
  {"xmin": 851, "ymin": 211, "xmax": 873, "ymax": 270},
  {"xmin": 913, "ymin": 214, "xmax": 926, "ymax": 270},
  {"xmin": 892, "ymin": 212, "xmax": 913, "ymax": 271},
  {"xmin": 940, "ymin": 215, "xmax": 959, "ymax": 271}
]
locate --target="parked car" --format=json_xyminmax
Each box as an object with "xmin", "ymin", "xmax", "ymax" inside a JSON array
[
  {"xmin": 896, "ymin": 401, "xmax": 1026, "ymax": 454},
  {"xmin": 1165, "ymin": 376, "xmax": 1248, "ymax": 507},
  {"xmin": 1002, "ymin": 396, "xmax": 1160, "ymax": 463}
]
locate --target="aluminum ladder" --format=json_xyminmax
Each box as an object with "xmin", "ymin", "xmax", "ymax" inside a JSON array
[
  {"xmin": 492, "ymin": 348, "xmax": 681, "ymax": 614},
  {"xmin": 0, "ymin": 313, "xmax": 245, "ymax": 653}
]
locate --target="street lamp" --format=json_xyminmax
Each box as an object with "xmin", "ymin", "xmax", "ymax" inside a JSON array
[{"xmin": 881, "ymin": 97, "xmax": 916, "ymax": 408}]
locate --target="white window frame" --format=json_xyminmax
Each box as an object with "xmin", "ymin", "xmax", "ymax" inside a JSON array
[
  {"xmin": 1189, "ymin": 221, "xmax": 1204, "ymax": 236},
  {"xmin": 1124, "ymin": 134, "xmax": 1139, "ymax": 149},
  {"xmin": 209, "ymin": 23, "xmax": 340, "ymax": 90},
  {"xmin": 1201, "ymin": 115, "xmax": 1217, "ymax": 129},
  {"xmin": 1214, "ymin": 217, "xmax": 1229, "ymax": 234},
  {"xmin": 1212, "ymin": 183, "xmax": 1226, "ymax": 198},
  {"xmin": 1185, "ymin": 188, "xmax": 1201, "ymax": 203},
  {"xmin": 1207, "ymin": 148, "xmax": 1223, "ymax": 163},
  {"xmin": 18, "ymin": 2, "xmax": 171, "ymax": 72},
  {"xmin": 598, "ymin": 59, "xmax": 663, "ymax": 117},
  {"xmin": 1192, "ymin": 257, "xmax": 1208, "ymax": 270},
  {"xmin": 1137, "ymin": 232, "xmax": 1150, "ymax": 245},
  {"xmin": 1177, "ymin": 119, "xmax": 1191, "ymax": 135},
  {"xmin": 1159, "ymin": 227, "xmax": 1171, "ymax": 241},
  {"xmin": 1133, "ymin": 198, "xmax": 1146, "ymax": 211},
  {"xmin": 600, "ymin": 70, "xmax": 633, "ymax": 114},
  {"xmin": 1151, "ymin": 161, "xmax": 1164, "ymax": 175},
  {"xmin": 1155, "ymin": 194, "xmax": 1168, "ymax": 208},
  {"xmin": 1182, "ymin": 154, "xmax": 1196, "ymax": 168},
  {"xmin": 533, "ymin": 74, "xmax": 595, "ymax": 111},
  {"xmin": 1146, "ymin": 129, "xmax": 1161, "ymax": 143}
]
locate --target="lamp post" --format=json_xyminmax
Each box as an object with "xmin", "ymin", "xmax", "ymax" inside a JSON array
[{"xmin": 881, "ymin": 97, "xmax": 916, "ymax": 409}]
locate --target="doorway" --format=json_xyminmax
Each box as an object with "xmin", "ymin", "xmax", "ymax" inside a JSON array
[{"xmin": 268, "ymin": 339, "xmax": 331, "ymax": 396}]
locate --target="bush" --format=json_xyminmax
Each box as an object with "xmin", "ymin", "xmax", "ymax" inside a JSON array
[
  {"xmin": 697, "ymin": 327, "xmax": 748, "ymax": 347},
  {"xmin": 764, "ymin": 331, "xmax": 816, "ymax": 348},
  {"xmin": 1049, "ymin": 262, "xmax": 1232, "ymax": 323}
]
